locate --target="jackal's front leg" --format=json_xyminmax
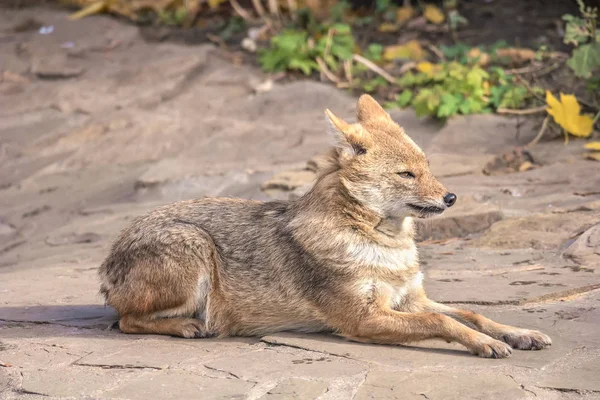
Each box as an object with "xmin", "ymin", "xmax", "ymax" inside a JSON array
[
  {"xmin": 423, "ymin": 301, "xmax": 552, "ymax": 350},
  {"xmin": 341, "ymin": 309, "xmax": 513, "ymax": 358}
]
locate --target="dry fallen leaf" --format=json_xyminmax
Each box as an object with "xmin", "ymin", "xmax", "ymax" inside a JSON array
[
  {"xmin": 584, "ymin": 142, "xmax": 600, "ymax": 151},
  {"xmin": 383, "ymin": 40, "xmax": 426, "ymax": 61},
  {"xmin": 546, "ymin": 91, "xmax": 594, "ymax": 138},
  {"xmin": 467, "ymin": 48, "xmax": 490, "ymax": 65},
  {"xmin": 585, "ymin": 152, "xmax": 600, "ymax": 161},
  {"xmin": 378, "ymin": 23, "xmax": 399, "ymax": 33},
  {"xmin": 416, "ymin": 61, "xmax": 442, "ymax": 76},
  {"xmin": 518, "ymin": 161, "xmax": 534, "ymax": 172},
  {"xmin": 396, "ymin": 6, "xmax": 415, "ymax": 24},
  {"xmin": 423, "ymin": 4, "xmax": 445, "ymax": 24},
  {"xmin": 69, "ymin": 0, "xmax": 106, "ymax": 20},
  {"xmin": 496, "ymin": 48, "xmax": 537, "ymax": 64}
]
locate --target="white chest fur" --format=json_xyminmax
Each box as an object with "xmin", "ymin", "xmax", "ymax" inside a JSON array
[
  {"xmin": 358, "ymin": 271, "xmax": 424, "ymax": 310},
  {"xmin": 346, "ymin": 242, "xmax": 418, "ymax": 272}
]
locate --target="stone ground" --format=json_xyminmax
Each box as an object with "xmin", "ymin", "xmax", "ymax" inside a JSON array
[{"xmin": 1, "ymin": 7, "xmax": 600, "ymax": 400}]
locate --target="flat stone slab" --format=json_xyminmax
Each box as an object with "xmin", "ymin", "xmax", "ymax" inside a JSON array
[
  {"xmin": 104, "ymin": 370, "xmax": 254, "ymax": 400},
  {"xmin": 354, "ymin": 370, "xmax": 527, "ymax": 400},
  {"xmin": 1, "ymin": 6, "xmax": 600, "ymax": 400},
  {"xmin": 259, "ymin": 378, "xmax": 328, "ymax": 399},
  {"xmin": 204, "ymin": 346, "xmax": 367, "ymax": 381},
  {"xmin": 75, "ymin": 338, "xmax": 259, "ymax": 370}
]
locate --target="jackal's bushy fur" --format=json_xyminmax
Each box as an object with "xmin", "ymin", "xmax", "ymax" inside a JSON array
[{"xmin": 99, "ymin": 95, "xmax": 551, "ymax": 358}]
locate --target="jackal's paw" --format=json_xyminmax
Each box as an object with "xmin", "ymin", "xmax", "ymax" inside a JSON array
[
  {"xmin": 179, "ymin": 319, "xmax": 212, "ymax": 339},
  {"xmin": 501, "ymin": 329, "xmax": 552, "ymax": 350},
  {"xmin": 470, "ymin": 336, "xmax": 513, "ymax": 358}
]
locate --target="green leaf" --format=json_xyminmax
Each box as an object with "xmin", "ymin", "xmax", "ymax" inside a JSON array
[
  {"xmin": 562, "ymin": 14, "xmax": 591, "ymax": 46},
  {"xmin": 437, "ymin": 93, "xmax": 462, "ymax": 117},
  {"xmin": 466, "ymin": 66, "xmax": 488, "ymax": 88},
  {"xmin": 490, "ymin": 85, "xmax": 509, "ymax": 108},
  {"xmin": 567, "ymin": 42, "xmax": 600, "ymax": 78},
  {"xmin": 288, "ymin": 58, "xmax": 318, "ymax": 75},
  {"xmin": 365, "ymin": 43, "xmax": 384, "ymax": 62},
  {"xmin": 499, "ymin": 86, "xmax": 528, "ymax": 109},
  {"xmin": 375, "ymin": 0, "xmax": 390, "ymax": 13},
  {"xmin": 396, "ymin": 90, "xmax": 413, "ymax": 107}
]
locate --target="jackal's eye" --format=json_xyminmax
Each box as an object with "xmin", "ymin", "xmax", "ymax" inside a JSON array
[{"xmin": 397, "ymin": 171, "xmax": 415, "ymax": 179}]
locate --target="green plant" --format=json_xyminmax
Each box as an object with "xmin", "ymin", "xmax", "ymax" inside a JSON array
[
  {"xmin": 389, "ymin": 62, "xmax": 533, "ymax": 118},
  {"xmin": 563, "ymin": 0, "xmax": 600, "ymax": 78},
  {"xmin": 259, "ymin": 23, "xmax": 355, "ymax": 75},
  {"xmin": 157, "ymin": 6, "xmax": 187, "ymax": 26}
]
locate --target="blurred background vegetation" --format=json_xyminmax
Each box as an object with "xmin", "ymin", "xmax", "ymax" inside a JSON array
[{"xmin": 7, "ymin": 0, "xmax": 600, "ymax": 155}]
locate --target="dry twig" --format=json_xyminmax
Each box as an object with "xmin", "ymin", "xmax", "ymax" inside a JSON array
[
  {"xmin": 316, "ymin": 57, "xmax": 341, "ymax": 83},
  {"xmin": 526, "ymin": 116, "xmax": 550, "ymax": 148},
  {"xmin": 352, "ymin": 54, "xmax": 396, "ymax": 84},
  {"xmin": 497, "ymin": 105, "xmax": 547, "ymax": 115},
  {"xmin": 229, "ymin": 0, "xmax": 254, "ymax": 22},
  {"xmin": 286, "ymin": 0, "xmax": 297, "ymax": 19},
  {"xmin": 514, "ymin": 73, "xmax": 545, "ymax": 102},
  {"xmin": 422, "ymin": 42, "xmax": 445, "ymax": 61},
  {"xmin": 251, "ymin": 0, "xmax": 268, "ymax": 20},
  {"xmin": 267, "ymin": 0, "xmax": 280, "ymax": 18}
]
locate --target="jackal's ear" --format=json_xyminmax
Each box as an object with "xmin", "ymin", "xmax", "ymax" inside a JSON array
[
  {"xmin": 356, "ymin": 94, "xmax": 392, "ymax": 123},
  {"xmin": 325, "ymin": 109, "xmax": 371, "ymax": 157}
]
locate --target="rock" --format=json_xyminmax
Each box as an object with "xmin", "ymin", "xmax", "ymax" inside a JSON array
[
  {"xmin": 21, "ymin": 369, "xmax": 122, "ymax": 398},
  {"xmin": 415, "ymin": 202, "xmax": 503, "ymax": 241},
  {"xmin": 260, "ymin": 378, "xmax": 328, "ymax": 399},
  {"xmin": 45, "ymin": 232, "xmax": 101, "ymax": 246},
  {"xmin": 428, "ymin": 114, "xmax": 537, "ymax": 155},
  {"xmin": 483, "ymin": 148, "xmax": 537, "ymax": 175},
  {"xmin": 241, "ymin": 37, "xmax": 257, "ymax": 53},
  {"xmin": 354, "ymin": 370, "xmax": 526, "ymax": 400},
  {"xmin": 535, "ymin": 353, "xmax": 600, "ymax": 392},
  {"xmin": 31, "ymin": 55, "xmax": 84, "ymax": 79},
  {"xmin": 261, "ymin": 169, "xmax": 316, "ymax": 192},
  {"xmin": 105, "ymin": 371, "xmax": 254, "ymax": 400},
  {"xmin": 472, "ymin": 213, "xmax": 593, "ymax": 250},
  {"xmin": 563, "ymin": 223, "xmax": 600, "ymax": 267},
  {"xmin": 205, "ymin": 348, "xmax": 366, "ymax": 381}
]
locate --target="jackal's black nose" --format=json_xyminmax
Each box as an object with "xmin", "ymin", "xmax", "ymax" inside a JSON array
[{"xmin": 444, "ymin": 193, "xmax": 457, "ymax": 207}]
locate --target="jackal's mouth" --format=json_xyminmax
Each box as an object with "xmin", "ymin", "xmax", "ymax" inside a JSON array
[{"xmin": 407, "ymin": 203, "xmax": 445, "ymax": 216}]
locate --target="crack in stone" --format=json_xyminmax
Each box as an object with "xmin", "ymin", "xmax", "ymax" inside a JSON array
[
  {"xmin": 202, "ymin": 365, "xmax": 242, "ymax": 380},
  {"xmin": 261, "ymin": 338, "xmax": 353, "ymax": 361},
  {"xmin": 441, "ymin": 284, "xmax": 600, "ymax": 306},
  {"xmin": 75, "ymin": 362, "xmax": 162, "ymax": 370},
  {"xmin": 506, "ymin": 374, "xmax": 537, "ymax": 397},
  {"xmin": 18, "ymin": 388, "xmax": 50, "ymax": 397},
  {"xmin": 537, "ymin": 386, "xmax": 600, "ymax": 395}
]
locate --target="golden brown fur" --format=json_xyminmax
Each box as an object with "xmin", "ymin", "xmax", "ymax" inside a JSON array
[{"xmin": 98, "ymin": 95, "xmax": 551, "ymax": 358}]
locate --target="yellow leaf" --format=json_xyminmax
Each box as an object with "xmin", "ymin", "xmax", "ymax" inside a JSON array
[
  {"xmin": 383, "ymin": 40, "xmax": 426, "ymax": 61},
  {"xmin": 483, "ymin": 81, "xmax": 490, "ymax": 95},
  {"xmin": 584, "ymin": 142, "xmax": 600, "ymax": 151},
  {"xmin": 546, "ymin": 91, "xmax": 594, "ymax": 138},
  {"xmin": 423, "ymin": 4, "xmax": 445, "ymax": 24},
  {"xmin": 69, "ymin": 1, "xmax": 107, "ymax": 20},
  {"xmin": 208, "ymin": 0, "xmax": 227, "ymax": 9},
  {"xmin": 396, "ymin": 6, "xmax": 414, "ymax": 24},
  {"xmin": 378, "ymin": 23, "xmax": 399, "ymax": 33},
  {"xmin": 416, "ymin": 61, "xmax": 442, "ymax": 77},
  {"xmin": 585, "ymin": 152, "xmax": 600, "ymax": 161},
  {"xmin": 467, "ymin": 48, "xmax": 490, "ymax": 65}
]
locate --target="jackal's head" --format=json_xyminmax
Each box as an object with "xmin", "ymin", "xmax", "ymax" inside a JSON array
[{"xmin": 325, "ymin": 94, "xmax": 456, "ymax": 219}]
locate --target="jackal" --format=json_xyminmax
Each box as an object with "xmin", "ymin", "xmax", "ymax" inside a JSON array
[{"xmin": 99, "ymin": 95, "xmax": 551, "ymax": 358}]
